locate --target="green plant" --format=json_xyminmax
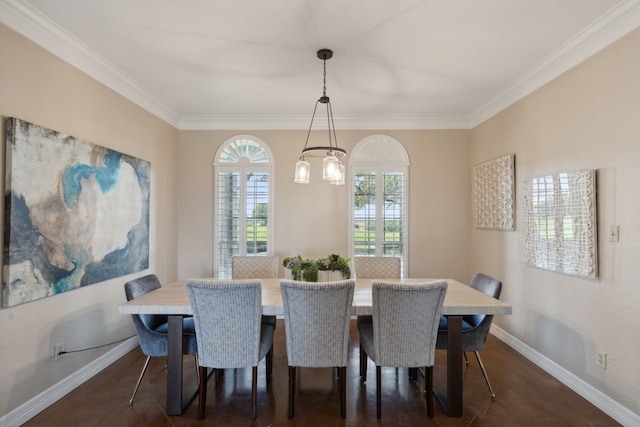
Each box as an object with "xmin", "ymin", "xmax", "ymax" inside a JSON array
[
  {"xmin": 284, "ymin": 255, "xmax": 318, "ymax": 281},
  {"xmin": 283, "ymin": 255, "xmax": 302, "ymax": 269},
  {"xmin": 317, "ymin": 253, "xmax": 351, "ymax": 278}
]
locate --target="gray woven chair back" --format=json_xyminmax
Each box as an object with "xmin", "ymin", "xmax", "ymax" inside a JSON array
[
  {"xmin": 186, "ymin": 279, "xmax": 263, "ymax": 368},
  {"xmin": 371, "ymin": 280, "xmax": 447, "ymax": 367},
  {"xmin": 232, "ymin": 256, "xmax": 279, "ymax": 279},
  {"xmin": 124, "ymin": 274, "xmax": 166, "ymax": 331},
  {"xmin": 280, "ymin": 279, "xmax": 355, "ymax": 367},
  {"xmin": 354, "ymin": 257, "xmax": 401, "ymax": 279}
]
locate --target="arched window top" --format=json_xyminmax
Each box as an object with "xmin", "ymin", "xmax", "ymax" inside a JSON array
[
  {"xmin": 214, "ymin": 135, "xmax": 272, "ymax": 165},
  {"xmin": 350, "ymin": 134, "xmax": 410, "ymax": 166}
]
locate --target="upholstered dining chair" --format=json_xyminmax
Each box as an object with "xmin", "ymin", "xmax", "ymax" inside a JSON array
[
  {"xmin": 436, "ymin": 273, "xmax": 502, "ymax": 398},
  {"xmin": 354, "ymin": 256, "xmax": 401, "ymax": 279},
  {"xmin": 354, "ymin": 256, "xmax": 401, "ymax": 371},
  {"xmin": 124, "ymin": 274, "xmax": 198, "ymax": 406},
  {"xmin": 232, "ymin": 255, "xmax": 279, "ymax": 279},
  {"xmin": 280, "ymin": 279, "xmax": 355, "ymax": 419},
  {"xmin": 186, "ymin": 279, "xmax": 274, "ymax": 420},
  {"xmin": 232, "ymin": 255, "xmax": 280, "ymax": 331},
  {"xmin": 358, "ymin": 280, "xmax": 447, "ymax": 419}
]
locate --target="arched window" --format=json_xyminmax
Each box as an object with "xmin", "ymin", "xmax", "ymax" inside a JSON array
[
  {"xmin": 349, "ymin": 135, "xmax": 410, "ymax": 276},
  {"xmin": 213, "ymin": 136, "xmax": 273, "ymax": 278}
]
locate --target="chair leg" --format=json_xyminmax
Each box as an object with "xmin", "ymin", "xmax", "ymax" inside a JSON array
[
  {"xmin": 198, "ymin": 366, "xmax": 208, "ymax": 419},
  {"xmin": 360, "ymin": 343, "xmax": 367, "ymax": 381},
  {"xmin": 129, "ymin": 355, "xmax": 151, "ymax": 406},
  {"xmin": 252, "ymin": 366, "xmax": 258, "ymax": 419},
  {"xmin": 340, "ymin": 366, "xmax": 346, "ymax": 419},
  {"xmin": 266, "ymin": 346, "xmax": 273, "ymax": 387},
  {"xmin": 288, "ymin": 366, "xmax": 296, "ymax": 419},
  {"xmin": 463, "ymin": 351, "xmax": 470, "ymax": 365},
  {"xmin": 425, "ymin": 366, "xmax": 434, "ymax": 418},
  {"xmin": 409, "ymin": 367, "xmax": 418, "ymax": 381},
  {"xmin": 376, "ymin": 365, "xmax": 382, "ymax": 419},
  {"xmin": 474, "ymin": 351, "xmax": 496, "ymax": 398},
  {"xmin": 194, "ymin": 355, "xmax": 200, "ymax": 385}
]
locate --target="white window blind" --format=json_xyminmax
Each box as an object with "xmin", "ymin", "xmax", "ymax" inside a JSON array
[{"xmin": 214, "ymin": 137, "xmax": 272, "ymax": 278}]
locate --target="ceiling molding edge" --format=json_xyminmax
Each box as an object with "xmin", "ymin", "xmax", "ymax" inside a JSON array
[
  {"xmin": 0, "ymin": 0, "xmax": 181, "ymax": 128},
  {"xmin": 469, "ymin": 0, "xmax": 640, "ymax": 129},
  {"xmin": 178, "ymin": 114, "xmax": 472, "ymax": 131}
]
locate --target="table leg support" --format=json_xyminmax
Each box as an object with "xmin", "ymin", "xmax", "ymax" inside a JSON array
[
  {"xmin": 167, "ymin": 315, "xmax": 184, "ymax": 415},
  {"xmin": 446, "ymin": 315, "xmax": 463, "ymax": 416}
]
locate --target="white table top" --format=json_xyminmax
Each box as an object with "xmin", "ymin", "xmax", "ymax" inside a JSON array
[{"xmin": 119, "ymin": 278, "xmax": 512, "ymax": 317}]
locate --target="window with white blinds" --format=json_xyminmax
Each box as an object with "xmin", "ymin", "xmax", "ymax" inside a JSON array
[
  {"xmin": 353, "ymin": 171, "xmax": 405, "ymax": 252},
  {"xmin": 350, "ymin": 135, "xmax": 410, "ymax": 277},
  {"xmin": 214, "ymin": 136, "xmax": 272, "ymax": 278}
]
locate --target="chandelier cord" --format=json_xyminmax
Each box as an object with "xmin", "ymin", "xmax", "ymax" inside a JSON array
[
  {"xmin": 323, "ymin": 55, "xmax": 327, "ymax": 99},
  {"xmin": 302, "ymin": 100, "xmax": 321, "ymax": 153}
]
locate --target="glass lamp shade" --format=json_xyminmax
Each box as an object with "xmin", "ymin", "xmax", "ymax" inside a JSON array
[
  {"xmin": 331, "ymin": 161, "xmax": 345, "ymax": 185},
  {"xmin": 294, "ymin": 157, "xmax": 310, "ymax": 183},
  {"xmin": 322, "ymin": 152, "xmax": 340, "ymax": 180}
]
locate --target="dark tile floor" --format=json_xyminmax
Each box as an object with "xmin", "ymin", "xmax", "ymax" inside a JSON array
[{"xmin": 25, "ymin": 320, "xmax": 619, "ymax": 426}]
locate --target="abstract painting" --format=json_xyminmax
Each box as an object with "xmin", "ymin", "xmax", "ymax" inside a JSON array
[{"xmin": 3, "ymin": 117, "xmax": 150, "ymax": 307}]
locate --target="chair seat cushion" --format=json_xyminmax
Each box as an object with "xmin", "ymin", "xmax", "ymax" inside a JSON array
[
  {"xmin": 356, "ymin": 314, "xmax": 372, "ymax": 329},
  {"xmin": 358, "ymin": 323, "xmax": 376, "ymax": 362},
  {"xmin": 438, "ymin": 315, "xmax": 476, "ymax": 331},
  {"xmin": 154, "ymin": 316, "xmax": 196, "ymax": 334},
  {"xmin": 259, "ymin": 324, "xmax": 274, "ymax": 360}
]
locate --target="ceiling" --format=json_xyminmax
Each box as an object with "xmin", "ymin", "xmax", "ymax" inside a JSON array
[{"xmin": 2, "ymin": 0, "xmax": 640, "ymax": 129}]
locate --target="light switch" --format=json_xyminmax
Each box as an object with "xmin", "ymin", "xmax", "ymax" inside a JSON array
[{"xmin": 609, "ymin": 225, "xmax": 619, "ymax": 242}]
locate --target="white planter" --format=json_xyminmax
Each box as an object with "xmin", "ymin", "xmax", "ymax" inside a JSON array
[{"xmin": 317, "ymin": 270, "xmax": 345, "ymax": 282}]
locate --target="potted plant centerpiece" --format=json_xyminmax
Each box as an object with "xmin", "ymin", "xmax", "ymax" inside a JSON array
[
  {"xmin": 317, "ymin": 254, "xmax": 351, "ymax": 282},
  {"xmin": 283, "ymin": 255, "xmax": 318, "ymax": 282}
]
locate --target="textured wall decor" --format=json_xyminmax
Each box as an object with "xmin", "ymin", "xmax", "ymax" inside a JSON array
[
  {"xmin": 3, "ymin": 118, "xmax": 150, "ymax": 307},
  {"xmin": 473, "ymin": 153, "xmax": 515, "ymax": 230},
  {"xmin": 522, "ymin": 169, "xmax": 597, "ymax": 278}
]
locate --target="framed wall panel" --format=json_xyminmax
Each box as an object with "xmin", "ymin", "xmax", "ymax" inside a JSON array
[
  {"xmin": 473, "ymin": 153, "xmax": 515, "ymax": 230},
  {"xmin": 521, "ymin": 169, "xmax": 597, "ymax": 278}
]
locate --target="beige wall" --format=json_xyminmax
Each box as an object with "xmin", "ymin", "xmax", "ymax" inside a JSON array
[
  {"xmin": 470, "ymin": 28, "xmax": 640, "ymax": 413},
  {"xmin": 0, "ymin": 24, "xmax": 179, "ymax": 415},
  {"xmin": 177, "ymin": 129, "xmax": 471, "ymax": 281}
]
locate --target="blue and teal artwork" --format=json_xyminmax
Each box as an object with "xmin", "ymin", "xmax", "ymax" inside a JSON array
[{"xmin": 3, "ymin": 118, "xmax": 150, "ymax": 307}]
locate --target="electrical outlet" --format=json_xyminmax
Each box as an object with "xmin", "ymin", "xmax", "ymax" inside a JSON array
[
  {"xmin": 54, "ymin": 342, "xmax": 65, "ymax": 360},
  {"xmin": 597, "ymin": 350, "xmax": 607, "ymax": 369}
]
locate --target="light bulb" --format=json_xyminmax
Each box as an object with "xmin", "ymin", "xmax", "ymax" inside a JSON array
[
  {"xmin": 323, "ymin": 151, "xmax": 339, "ymax": 180},
  {"xmin": 294, "ymin": 157, "xmax": 310, "ymax": 183}
]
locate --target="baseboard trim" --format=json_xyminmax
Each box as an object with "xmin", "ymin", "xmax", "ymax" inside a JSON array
[
  {"xmin": 490, "ymin": 325, "xmax": 639, "ymax": 427},
  {"xmin": 0, "ymin": 337, "xmax": 139, "ymax": 427}
]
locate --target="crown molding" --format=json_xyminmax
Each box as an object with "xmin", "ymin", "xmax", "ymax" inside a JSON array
[
  {"xmin": 0, "ymin": 0, "xmax": 181, "ymax": 127},
  {"xmin": 2, "ymin": 0, "xmax": 639, "ymax": 131},
  {"xmin": 178, "ymin": 114, "xmax": 472, "ymax": 131},
  {"xmin": 469, "ymin": 0, "xmax": 640, "ymax": 128}
]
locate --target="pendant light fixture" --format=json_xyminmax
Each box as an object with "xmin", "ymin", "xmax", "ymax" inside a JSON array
[{"xmin": 294, "ymin": 49, "xmax": 346, "ymax": 185}]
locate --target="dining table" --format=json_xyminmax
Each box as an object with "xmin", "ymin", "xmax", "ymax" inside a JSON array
[{"xmin": 118, "ymin": 277, "xmax": 511, "ymax": 417}]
